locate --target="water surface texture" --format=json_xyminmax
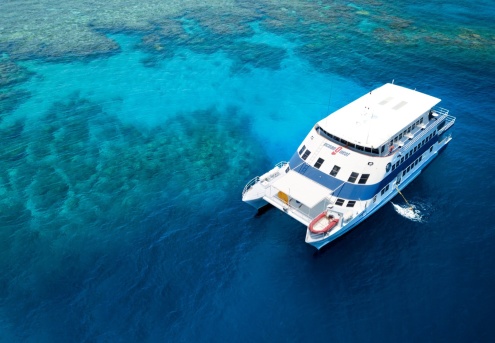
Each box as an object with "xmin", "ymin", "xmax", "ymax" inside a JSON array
[{"xmin": 1, "ymin": 0, "xmax": 494, "ymax": 342}]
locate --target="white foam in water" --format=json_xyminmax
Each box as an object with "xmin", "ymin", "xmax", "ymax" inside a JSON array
[{"xmin": 391, "ymin": 202, "xmax": 423, "ymax": 222}]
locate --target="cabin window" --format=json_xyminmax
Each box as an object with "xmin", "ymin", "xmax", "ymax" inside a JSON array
[
  {"xmin": 381, "ymin": 145, "xmax": 385, "ymax": 153},
  {"xmin": 365, "ymin": 147, "xmax": 372, "ymax": 153},
  {"xmin": 414, "ymin": 146, "xmax": 417, "ymax": 153},
  {"xmin": 330, "ymin": 165, "xmax": 341, "ymax": 177},
  {"xmin": 406, "ymin": 166, "xmax": 411, "ymax": 173},
  {"xmin": 401, "ymin": 157, "xmax": 405, "ymax": 163},
  {"xmin": 373, "ymin": 195, "xmax": 377, "ymax": 203},
  {"xmin": 399, "ymin": 133, "xmax": 403, "ymax": 140},
  {"xmin": 372, "ymin": 148, "xmax": 379, "ymax": 154},
  {"xmin": 348, "ymin": 172, "xmax": 359, "ymax": 183},
  {"xmin": 358, "ymin": 174, "xmax": 370, "ymax": 184},
  {"xmin": 392, "ymin": 164, "xmax": 396, "ymax": 171},
  {"xmin": 314, "ymin": 158, "xmax": 324, "ymax": 169},
  {"xmin": 302, "ymin": 150, "xmax": 311, "ymax": 160},
  {"xmin": 430, "ymin": 146, "xmax": 433, "ymax": 152},
  {"xmin": 402, "ymin": 170, "xmax": 406, "ymax": 176},
  {"xmin": 298, "ymin": 145, "xmax": 306, "ymax": 155},
  {"xmin": 420, "ymin": 117, "xmax": 424, "ymax": 124},
  {"xmin": 335, "ymin": 198, "xmax": 345, "ymax": 206},
  {"xmin": 347, "ymin": 201, "xmax": 356, "ymax": 208},
  {"xmin": 419, "ymin": 156, "xmax": 423, "ymax": 162}
]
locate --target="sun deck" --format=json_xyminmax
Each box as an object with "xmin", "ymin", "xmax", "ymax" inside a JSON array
[{"xmin": 317, "ymin": 83, "xmax": 441, "ymax": 149}]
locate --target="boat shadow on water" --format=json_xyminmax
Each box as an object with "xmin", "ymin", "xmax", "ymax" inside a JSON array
[{"xmin": 254, "ymin": 203, "xmax": 275, "ymax": 217}]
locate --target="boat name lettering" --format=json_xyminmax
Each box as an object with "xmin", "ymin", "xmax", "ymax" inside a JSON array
[{"xmin": 324, "ymin": 143, "xmax": 350, "ymax": 156}]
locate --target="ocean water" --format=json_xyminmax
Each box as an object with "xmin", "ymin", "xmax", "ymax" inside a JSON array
[{"xmin": 1, "ymin": 0, "xmax": 494, "ymax": 342}]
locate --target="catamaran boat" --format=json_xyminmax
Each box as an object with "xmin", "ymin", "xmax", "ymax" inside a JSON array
[{"xmin": 242, "ymin": 83, "xmax": 455, "ymax": 249}]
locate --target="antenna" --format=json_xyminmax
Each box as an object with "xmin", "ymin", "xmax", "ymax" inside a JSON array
[{"xmin": 392, "ymin": 79, "xmax": 395, "ymax": 84}]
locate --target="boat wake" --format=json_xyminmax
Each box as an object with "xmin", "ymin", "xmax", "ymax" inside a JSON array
[{"xmin": 391, "ymin": 202, "xmax": 424, "ymax": 222}]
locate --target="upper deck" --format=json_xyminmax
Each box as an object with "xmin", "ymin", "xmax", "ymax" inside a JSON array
[{"xmin": 317, "ymin": 83, "xmax": 441, "ymax": 149}]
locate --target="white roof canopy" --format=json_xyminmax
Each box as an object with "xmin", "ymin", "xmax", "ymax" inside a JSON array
[
  {"xmin": 272, "ymin": 171, "xmax": 331, "ymax": 208},
  {"xmin": 318, "ymin": 83, "xmax": 441, "ymax": 148}
]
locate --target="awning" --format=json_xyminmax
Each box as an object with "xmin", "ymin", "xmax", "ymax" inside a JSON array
[{"xmin": 271, "ymin": 171, "xmax": 331, "ymax": 208}]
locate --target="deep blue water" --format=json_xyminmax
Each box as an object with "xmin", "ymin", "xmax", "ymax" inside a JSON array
[{"xmin": 1, "ymin": 1, "xmax": 494, "ymax": 342}]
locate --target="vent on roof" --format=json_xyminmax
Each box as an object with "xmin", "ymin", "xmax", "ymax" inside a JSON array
[
  {"xmin": 379, "ymin": 97, "xmax": 393, "ymax": 105},
  {"xmin": 393, "ymin": 101, "xmax": 408, "ymax": 110}
]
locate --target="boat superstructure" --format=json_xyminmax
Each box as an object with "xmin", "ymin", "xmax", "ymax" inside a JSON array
[{"xmin": 242, "ymin": 83, "xmax": 455, "ymax": 249}]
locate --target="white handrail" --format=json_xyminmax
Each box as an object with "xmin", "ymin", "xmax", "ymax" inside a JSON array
[{"xmin": 242, "ymin": 161, "xmax": 289, "ymax": 196}]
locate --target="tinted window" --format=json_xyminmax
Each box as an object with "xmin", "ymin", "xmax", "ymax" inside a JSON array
[
  {"xmin": 348, "ymin": 172, "xmax": 359, "ymax": 183},
  {"xmin": 358, "ymin": 174, "xmax": 370, "ymax": 184},
  {"xmin": 347, "ymin": 201, "xmax": 356, "ymax": 208},
  {"xmin": 314, "ymin": 158, "xmax": 324, "ymax": 169},
  {"xmin": 330, "ymin": 165, "xmax": 341, "ymax": 177},
  {"xmin": 298, "ymin": 145, "xmax": 306, "ymax": 155},
  {"xmin": 302, "ymin": 150, "xmax": 311, "ymax": 160},
  {"xmin": 335, "ymin": 198, "xmax": 345, "ymax": 206}
]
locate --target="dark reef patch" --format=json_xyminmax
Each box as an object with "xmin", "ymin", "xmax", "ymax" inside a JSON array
[
  {"xmin": 0, "ymin": 90, "xmax": 271, "ymax": 336},
  {"xmin": 0, "ymin": 59, "xmax": 34, "ymax": 116}
]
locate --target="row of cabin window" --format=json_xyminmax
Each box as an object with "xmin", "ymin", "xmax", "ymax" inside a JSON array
[
  {"xmin": 316, "ymin": 126, "xmax": 382, "ymax": 155},
  {"xmin": 402, "ymin": 156, "xmax": 423, "ymax": 177},
  {"xmin": 380, "ymin": 184, "xmax": 390, "ymax": 196},
  {"xmin": 298, "ymin": 145, "xmax": 371, "ymax": 184},
  {"xmin": 391, "ymin": 132, "xmax": 435, "ymax": 172},
  {"xmin": 334, "ymin": 199, "xmax": 356, "ymax": 208},
  {"xmin": 391, "ymin": 117, "xmax": 424, "ymax": 144}
]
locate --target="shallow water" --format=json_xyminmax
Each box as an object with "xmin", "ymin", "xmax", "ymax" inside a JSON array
[{"xmin": 1, "ymin": 1, "xmax": 494, "ymax": 342}]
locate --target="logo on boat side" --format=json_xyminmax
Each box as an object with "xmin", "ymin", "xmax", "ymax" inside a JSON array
[{"xmin": 324, "ymin": 143, "xmax": 350, "ymax": 156}]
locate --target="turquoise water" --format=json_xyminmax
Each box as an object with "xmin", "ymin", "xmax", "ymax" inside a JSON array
[{"xmin": 1, "ymin": 1, "xmax": 494, "ymax": 341}]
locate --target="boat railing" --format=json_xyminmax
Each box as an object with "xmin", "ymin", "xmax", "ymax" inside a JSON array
[
  {"xmin": 437, "ymin": 115, "xmax": 456, "ymax": 135},
  {"xmin": 399, "ymin": 118, "xmax": 439, "ymax": 154},
  {"xmin": 433, "ymin": 106, "xmax": 449, "ymax": 116},
  {"xmin": 242, "ymin": 161, "xmax": 289, "ymax": 196},
  {"xmin": 242, "ymin": 176, "xmax": 260, "ymax": 196},
  {"xmin": 274, "ymin": 161, "xmax": 289, "ymax": 169}
]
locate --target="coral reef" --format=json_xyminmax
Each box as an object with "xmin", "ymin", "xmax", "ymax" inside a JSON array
[
  {"xmin": 0, "ymin": 59, "xmax": 34, "ymax": 116},
  {"xmin": 0, "ymin": 94, "xmax": 269, "ymax": 233}
]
